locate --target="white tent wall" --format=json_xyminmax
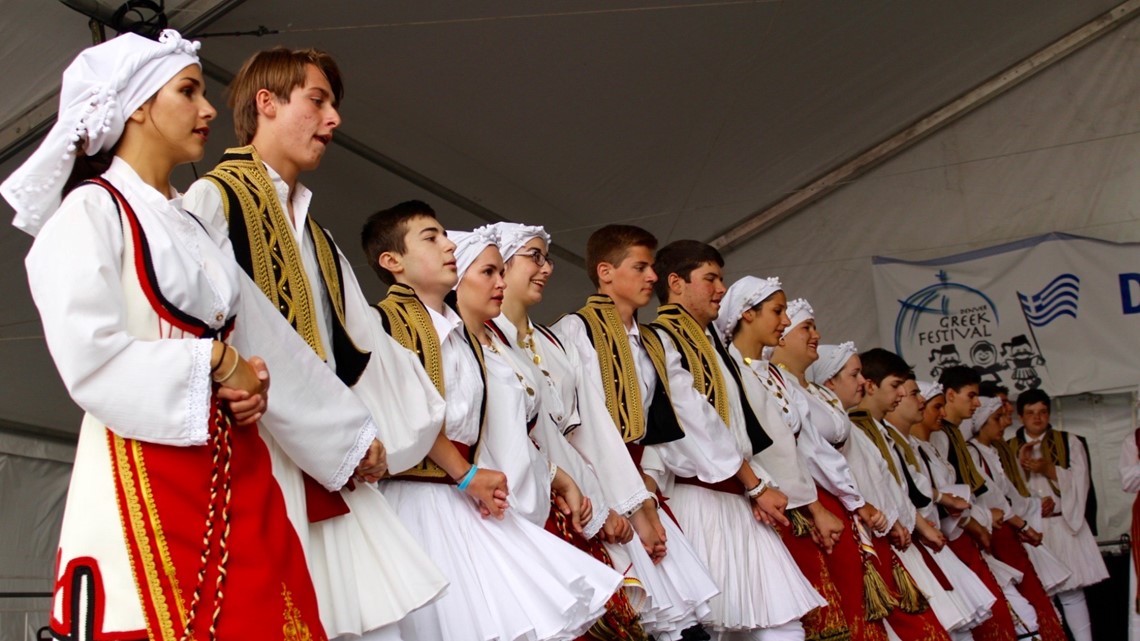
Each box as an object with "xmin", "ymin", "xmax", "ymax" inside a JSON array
[{"xmin": 723, "ymin": 16, "xmax": 1140, "ymax": 349}]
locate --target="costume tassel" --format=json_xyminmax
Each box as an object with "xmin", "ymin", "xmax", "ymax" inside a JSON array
[
  {"xmin": 892, "ymin": 558, "xmax": 928, "ymax": 614},
  {"xmin": 791, "ymin": 508, "xmax": 814, "ymax": 538},
  {"xmin": 862, "ymin": 559, "xmax": 896, "ymax": 621}
]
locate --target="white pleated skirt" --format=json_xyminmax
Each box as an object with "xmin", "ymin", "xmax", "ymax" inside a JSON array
[
  {"xmin": 1022, "ymin": 540, "xmax": 1072, "ymax": 595},
  {"xmin": 1039, "ymin": 517, "xmax": 1109, "ymax": 592},
  {"xmin": 895, "ymin": 544, "xmax": 969, "ymax": 632},
  {"xmin": 668, "ymin": 484, "xmax": 825, "ymax": 631},
  {"xmin": 382, "ymin": 479, "xmax": 623, "ymax": 641},
  {"xmin": 262, "ymin": 430, "xmax": 448, "ymax": 637},
  {"xmin": 928, "ymin": 544, "xmax": 997, "ymax": 629},
  {"xmin": 983, "ymin": 551, "xmax": 1023, "ymax": 587},
  {"xmin": 612, "ymin": 506, "xmax": 719, "ymax": 639}
]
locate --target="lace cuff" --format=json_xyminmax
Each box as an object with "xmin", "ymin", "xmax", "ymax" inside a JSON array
[
  {"xmin": 582, "ymin": 504, "xmax": 610, "ymax": 541},
  {"xmin": 326, "ymin": 416, "xmax": 378, "ymax": 491},
  {"xmin": 183, "ymin": 339, "xmax": 213, "ymax": 446},
  {"xmin": 614, "ymin": 489, "xmax": 655, "ymax": 518}
]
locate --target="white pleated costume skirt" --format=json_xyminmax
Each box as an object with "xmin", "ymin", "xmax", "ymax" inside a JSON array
[
  {"xmin": 262, "ymin": 430, "xmax": 448, "ymax": 638},
  {"xmin": 1023, "ymin": 541, "xmax": 1072, "ymax": 595},
  {"xmin": 668, "ymin": 484, "xmax": 825, "ymax": 631},
  {"xmin": 382, "ymin": 480, "xmax": 623, "ymax": 641},
  {"xmin": 1039, "ymin": 517, "xmax": 1109, "ymax": 592},
  {"xmin": 610, "ymin": 506, "xmax": 719, "ymax": 640},
  {"xmin": 895, "ymin": 544, "xmax": 969, "ymax": 632},
  {"xmin": 927, "ymin": 545, "xmax": 997, "ymax": 630},
  {"xmin": 982, "ymin": 551, "xmax": 1023, "ymax": 587}
]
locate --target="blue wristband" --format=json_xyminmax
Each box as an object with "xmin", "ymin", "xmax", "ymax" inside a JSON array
[{"xmin": 456, "ymin": 464, "xmax": 479, "ymax": 491}]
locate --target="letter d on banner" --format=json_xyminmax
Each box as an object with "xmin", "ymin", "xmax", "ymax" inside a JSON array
[{"xmin": 1120, "ymin": 273, "xmax": 1140, "ymax": 314}]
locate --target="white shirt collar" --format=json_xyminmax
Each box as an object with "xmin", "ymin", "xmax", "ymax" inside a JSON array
[
  {"xmin": 263, "ymin": 162, "xmax": 313, "ymax": 237},
  {"xmin": 107, "ymin": 156, "xmax": 182, "ymax": 213},
  {"xmin": 427, "ymin": 303, "xmax": 465, "ymax": 344}
]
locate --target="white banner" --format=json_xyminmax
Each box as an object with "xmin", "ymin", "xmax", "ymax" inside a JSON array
[{"xmin": 872, "ymin": 233, "xmax": 1140, "ymax": 396}]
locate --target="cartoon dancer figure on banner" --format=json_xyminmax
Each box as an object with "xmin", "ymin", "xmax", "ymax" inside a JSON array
[
  {"xmin": 928, "ymin": 343, "xmax": 962, "ymax": 379},
  {"xmin": 969, "ymin": 340, "xmax": 1006, "ymax": 384},
  {"xmin": 1001, "ymin": 335, "xmax": 1044, "ymax": 391}
]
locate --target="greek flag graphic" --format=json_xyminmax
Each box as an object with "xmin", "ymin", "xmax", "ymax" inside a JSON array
[{"xmin": 1017, "ymin": 274, "xmax": 1080, "ymax": 328}]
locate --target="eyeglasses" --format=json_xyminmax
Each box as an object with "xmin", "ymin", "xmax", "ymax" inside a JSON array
[{"xmin": 516, "ymin": 250, "xmax": 554, "ymax": 268}]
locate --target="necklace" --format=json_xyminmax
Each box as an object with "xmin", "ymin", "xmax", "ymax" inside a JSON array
[
  {"xmin": 519, "ymin": 327, "xmax": 542, "ymax": 366},
  {"xmin": 741, "ymin": 356, "xmax": 790, "ymax": 415},
  {"xmin": 485, "ymin": 339, "xmax": 535, "ymax": 397}
]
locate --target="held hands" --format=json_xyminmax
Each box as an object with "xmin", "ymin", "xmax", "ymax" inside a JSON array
[
  {"xmin": 630, "ymin": 500, "xmax": 668, "ymax": 564},
  {"xmin": 463, "ymin": 467, "xmax": 510, "ymax": 519},
  {"xmin": 888, "ymin": 521, "xmax": 912, "ymax": 550},
  {"xmin": 808, "ymin": 501, "xmax": 844, "ymax": 554},
  {"xmin": 751, "ymin": 486, "xmax": 790, "ymax": 529},
  {"xmin": 990, "ymin": 508, "xmax": 1006, "ymax": 530},
  {"xmin": 1019, "ymin": 526, "xmax": 1044, "ymax": 546},
  {"xmin": 1041, "ymin": 495, "xmax": 1056, "ymax": 517},
  {"xmin": 856, "ymin": 503, "xmax": 890, "ymax": 534},
  {"xmin": 551, "ymin": 467, "xmax": 591, "ymax": 535},
  {"xmin": 938, "ymin": 492, "xmax": 969, "ymax": 517},
  {"xmin": 212, "ymin": 343, "xmax": 269, "ymax": 426},
  {"xmin": 964, "ymin": 518, "xmax": 992, "ymax": 552},
  {"xmin": 601, "ymin": 510, "xmax": 635, "ymax": 545},
  {"xmin": 355, "ymin": 439, "xmax": 387, "ymax": 482},
  {"xmin": 915, "ymin": 518, "xmax": 946, "ymax": 551}
]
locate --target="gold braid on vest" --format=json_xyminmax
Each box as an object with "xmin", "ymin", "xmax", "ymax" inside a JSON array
[
  {"xmin": 942, "ymin": 419, "xmax": 988, "ymax": 496},
  {"xmin": 650, "ymin": 304, "xmax": 730, "ymax": 426},
  {"xmin": 202, "ymin": 145, "xmax": 369, "ymax": 384},
  {"xmin": 994, "ymin": 438, "xmax": 1032, "ymax": 498},
  {"xmin": 573, "ymin": 295, "xmax": 649, "ymax": 443},
  {"xmin": 847, "ymin": 410, "xmax": 901, "ymax": 484},
  {"xmin": 376, "ymin": 284, "xmax": 486, "ymax": 480}
]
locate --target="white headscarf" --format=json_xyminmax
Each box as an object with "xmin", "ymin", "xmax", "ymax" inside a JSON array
[
  {"xmin": 450, "ymin": 224, "xmax": 501, "ymax": 286},
  {"xmin": 918, "ymin": 380, "xmax": 944, "ymax": 401},
  {"xmin": 782, "ymin": 298, "xmax": 814, "ymax": 338},
  {"xmin": 2, "ymin": 30, "xmax": 201, "ymax": 236},
  {"xmin": 807, "ymin": 342, "xmax": 858, "ymax": 385},
  {"xmin": 713, "ymin": 276, "xmax": 782, "ymax": 343},
  {"xmin": 962, "ymin": 396, "xmax": 1004, "ymax": 439},
  {"xmin": 492, "ymin": 222, "xmax": 551, "ymax": 262}
]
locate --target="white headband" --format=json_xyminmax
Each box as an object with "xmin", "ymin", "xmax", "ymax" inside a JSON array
[
  {"xmin": 2, "ymin": 30, "xmax": 201, "ymax": 236},
  {"xmin": 492, "ymin": 222, "xmax": 551, "ymax": 262},
  {"xmin": 712, "ymin": 275, "xmax": 782, "ymax": 343},
  {"xmin": 918, "ymin": 380, "xmax": 944, "ymax": 401},
  {"xmin": 962, "ymin": 396, "xmax": 1004, "ymax": 439},
  {"xmin": 450, "ymin": 224, "xmax": 501, "ymax": 286},
  {"xmin": 807, "ymin": 341, "xmax": 858, "ymax": 385},
  {"xmin": 782, "ymin": 298, "xmax": 815, "ymax": 338}
]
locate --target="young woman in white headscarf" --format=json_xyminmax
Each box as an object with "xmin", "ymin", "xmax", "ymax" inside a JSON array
[
  {"xmin": 487, "ymin": 221, "xmax": 719, "ymax": 641},
  {"xmin": 715, "ymin": 278, "xmax": 891, "ymax": 641},
  {"xmin": 431, "ymin": 226, "xmax": 622, "ymax": 640},
  {"xmin": 3, "ymin": 31, "xmax": 386, "ymax": 640}
]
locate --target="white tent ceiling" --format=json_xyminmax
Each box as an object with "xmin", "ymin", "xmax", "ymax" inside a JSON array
[{"xmin": 0, "ymin": 0, "xmax": 1133, "ymax": 438}]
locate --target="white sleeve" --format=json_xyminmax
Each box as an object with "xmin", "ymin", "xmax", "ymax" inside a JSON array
[
  {"xmin": 531, "ymin": 412, "xmax": 610, "ymax": 538},
  {"xmin": 26, "ymin": 185, "xmax": 213, "ymax": 445},
  {"xmin": 1120, "ymin": 432, "xmax": 1140, "ymax": 493},
  {"xmin": 182, "ymin": 178, "xmax": 229, "ymax": 235},
  {"xmin": 799, "ymin": 421, "xmax": 866, "ymax": 511},
  {"xmin": 336, "ymin": 246, "xmax": 445, "ymax": 474},
  {"xmin": 842, "ymin": 430, "xmax": 900, "ymax": 534},
  {"xmin": 643, "ymin": 328, "xmax": 744, "ymax": 484},
  {"xmin": 1056, "ymin": 433, "xmax": 1092, "ymax": 533},
  {"xmin": 229, "ymin": 275, "xmax": 376, "ymax": 491}
]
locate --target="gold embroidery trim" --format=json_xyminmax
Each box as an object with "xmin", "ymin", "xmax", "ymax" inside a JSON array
[
  {"xmin": 205, "ymin": 146, "xmax": 325, "ymax": 360},
  {"xmin": 281, "ymin": 583, "xmax": 316, "ymax": 641},
  {"xmin": 111, "ymin": 432, "xmax": 180, "ymax": 641},
  {"xmin": 848, "ymin": 412, "xmax": 902, "ymax": 484},
  {"xmin": 577, "ymin": 295, "xmax": 645, "ymax": 443},
  {"xmin": 651, "ymin": 304, "xmax": 730, "ymax": 426}
]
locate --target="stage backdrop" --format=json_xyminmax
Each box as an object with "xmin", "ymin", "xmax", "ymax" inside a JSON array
[{"xmin": 872, "ymin": 233, "xmax": 1140, "ymax": 396}]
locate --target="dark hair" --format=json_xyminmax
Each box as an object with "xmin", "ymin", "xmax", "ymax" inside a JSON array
[
  {"xmin": 652, "ymin": 240, "xmax": 724, "ymax": 303},
  {"xmin": 1016, "ymin": 388, "xmax": 1052, "ymax": 415},
  {"xmin": 859, "ymin": 347, "xmax": 912, "ymax": 385},
  {"xmin": 62, "ymin": 149, "xmax": 116, "ymax": 198},
  {"xmin": 938, "ymin": 365, "xmax": 981, "ymax": 392},
  {"xmin": 228, "ymin": 47, "xmax": 344, "ymax": 145},
  {"xmin": 585, "ymin": 224, "xmax": 657, "ymax": 288},
  {"xmin": 360, "ymin": 200, "xmax": 437, "ymax": 286},
  {"xmin": 978, "ymin": 381, "xmax": 1009, "ymax": 398}
]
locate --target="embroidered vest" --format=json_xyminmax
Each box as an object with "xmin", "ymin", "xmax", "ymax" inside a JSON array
[
  {"xmin": 651, "ymin": 304, "xmax": 772, "ymax": 455},
  {"xmin": 202, "ymin": 145, "xmax": 369, "ymax": 386},
  {"xmin": 1011, "ymin": 426, "xmax": 1097, "ymax": 534},
  {"xmin": 571, "ymin": 295, "xmax": 684, "ymax": 445},
  {"xmin": 376, "ymin": 284, "xmax": 487, "ymax": 480}
]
